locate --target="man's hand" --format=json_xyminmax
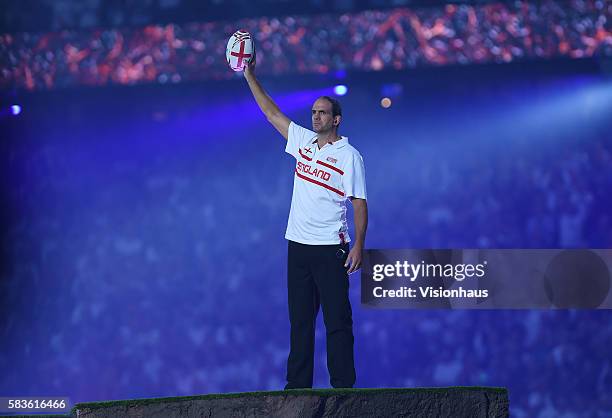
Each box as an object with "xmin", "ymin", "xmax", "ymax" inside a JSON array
[
  {"xmin": 344, "ymin": 245, "xmax": 363, "ymax": 274},
  {"xmin": 244, "ymin": 48, "xmax": 256, "ymax": 78}
]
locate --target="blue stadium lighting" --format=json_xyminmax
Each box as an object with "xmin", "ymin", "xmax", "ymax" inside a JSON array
[
  {"xmin": 381, "ymin": 83, "xmax": 403, "ymax": 98},
  {"xmin": 334, "ymin": 70, "xmax": 347, "ymax": 79},
  {"xmin": 333, "ymin": 85, "xmax": 348, "ymax": 96},
  {"xmin": 11, "ymin": 105, "xmax": 21, "ymax": 115}
]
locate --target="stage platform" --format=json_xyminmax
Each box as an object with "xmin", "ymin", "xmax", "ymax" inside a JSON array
[{"xmin": 5, "ymin": 386, "xmax": 508, "ymax": 417}]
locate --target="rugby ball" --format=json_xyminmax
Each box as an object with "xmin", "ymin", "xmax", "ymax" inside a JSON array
[{"xmin": 226, "ymin": 30, "xmax": 254, "ymax": 71}]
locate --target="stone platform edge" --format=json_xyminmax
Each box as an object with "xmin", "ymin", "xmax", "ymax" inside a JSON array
[{"xmin": 71, "ymin": 386, "xmax": 508, "ymax": 415}]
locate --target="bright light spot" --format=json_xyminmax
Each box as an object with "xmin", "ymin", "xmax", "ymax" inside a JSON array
[
  {"xmin": 333, "ymin": 85, "xmax": 348, "ymax": 96},
  {"xmin": 11, "ymin": 105, "xmax": 21, "ymax": 115},
  {"xmin": 381, "ymin": 97, "xmax": 392, "ymax": 108}
]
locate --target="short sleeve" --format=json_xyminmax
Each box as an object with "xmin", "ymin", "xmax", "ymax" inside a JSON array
[
  {"xmin": 342, "ymin": 152, "xmax": 367, "ymax": 200},
  {"xmin": 286, "ymin": 121, "xmax": 317, "ymax": 159}
]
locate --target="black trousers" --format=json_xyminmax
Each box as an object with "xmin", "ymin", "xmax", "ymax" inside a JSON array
[{"xmin": 284, "ymin": 240, "xmax": 356, "ymax": 389}]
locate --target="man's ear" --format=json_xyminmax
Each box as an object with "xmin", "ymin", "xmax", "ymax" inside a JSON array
[{"xmin": 334, "ymin": 115, "xmax": 341, "ymax": 126}]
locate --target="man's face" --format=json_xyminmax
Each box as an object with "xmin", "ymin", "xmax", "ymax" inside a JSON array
[{"xmin": 311, "ymin": 98, "xmax": 340, "ymax": 133}]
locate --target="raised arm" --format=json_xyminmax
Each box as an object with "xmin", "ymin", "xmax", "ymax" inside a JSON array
[{"xmin": 243, "ymin": 51, "xmax": 290, "ymax": 140}]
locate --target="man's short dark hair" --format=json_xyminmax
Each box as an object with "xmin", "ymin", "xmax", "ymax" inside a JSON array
[{"xmin": 320, "ymin": 96, "xmax": 342, "ymax": 118}]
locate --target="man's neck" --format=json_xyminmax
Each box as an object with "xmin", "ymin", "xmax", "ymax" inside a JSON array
[{"xmin": 316, "ymin": 130, "xmax": 340, "ymax": 148}]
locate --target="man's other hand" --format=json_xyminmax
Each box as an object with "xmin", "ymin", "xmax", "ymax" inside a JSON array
[{"xmin": 344, "ymin": 246, "xmax": 362, "ymax": 274}]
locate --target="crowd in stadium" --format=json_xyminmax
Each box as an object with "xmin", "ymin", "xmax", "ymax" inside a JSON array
[{"xmin": 1, "ymin": 0, "xmax": 610, "ymax": 90}]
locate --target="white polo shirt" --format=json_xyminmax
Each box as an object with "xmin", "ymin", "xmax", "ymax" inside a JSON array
[{"xmin": 285, "ymin": 121, "xmax": 367, "ymax": 245}]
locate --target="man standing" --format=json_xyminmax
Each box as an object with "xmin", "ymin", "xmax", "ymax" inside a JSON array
[{"xmin": 244, "ymin": 52, "xmax": 368, "ymax": 389}]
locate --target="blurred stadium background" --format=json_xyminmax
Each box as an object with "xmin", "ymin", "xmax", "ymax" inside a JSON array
[{"xmin": 1, "ymin": 1, "xmax": 611, "ymax": 417}]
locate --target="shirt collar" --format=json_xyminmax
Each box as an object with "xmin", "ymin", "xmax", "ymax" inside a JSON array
[{"xmin": 310, "ymin": 136, "xmax": 349, "ymax": 149}]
